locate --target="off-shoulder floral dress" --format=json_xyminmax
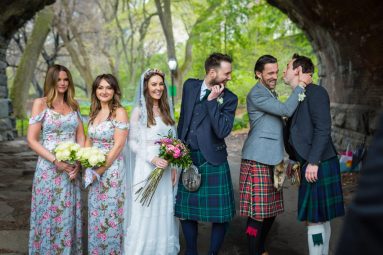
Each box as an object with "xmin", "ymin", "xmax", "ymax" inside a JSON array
[
  {"xmin": 87, "ymin": 118, "xmax": 128, "ymax": 255},
  {"xmin": 28, "ymin": 108, "xmax": 83, "ymax": 255}
]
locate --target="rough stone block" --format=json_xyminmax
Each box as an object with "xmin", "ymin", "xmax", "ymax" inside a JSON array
[
  {"xmin": 0, "ymin": 118, "xmax": 13, "ymax": 131},
  {"xmin": 345, "ymin": 109, "xmax": 361, "ymax": 131},
  {"xmin": 0, "ymin": 85, "xmax": 7, "ymax": 98},
  {"xmin": 334, "ymin": 112, "xmax": 346, "ymax": 127},
  {"xmin": 0, "ymin": 98, "xmax": 9, "ymax": 118}
]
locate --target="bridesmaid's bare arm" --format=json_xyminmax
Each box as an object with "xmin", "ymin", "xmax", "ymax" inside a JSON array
[{"xmin": 27, "ymin": 98, "xmax": 55, "ymax": 162}]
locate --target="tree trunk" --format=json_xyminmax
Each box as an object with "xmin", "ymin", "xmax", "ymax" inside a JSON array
[
  {"xmin": 155, "ymin": 0, "xmax": 220, "ymax": 102},
  {"xmin": 10, "ymin": 6, "xmax": 54, "ymax": 118}
]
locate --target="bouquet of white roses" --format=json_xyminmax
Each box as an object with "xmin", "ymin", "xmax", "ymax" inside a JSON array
[
  {"xmin": 76, "ymin": 147, "xmax": 106, "ymax": 168},
  {"xmin": 54, "ymin": 141, "xmax": 81, "ymax": 164},
  {"xmin": 76, "ymin": 147, "xmax": 106, "ymax": 188}
]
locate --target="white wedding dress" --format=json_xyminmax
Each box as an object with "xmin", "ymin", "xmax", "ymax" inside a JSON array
[{"xmin": 124, "ymin": 113, "xmax": 180, "ymax": 255}]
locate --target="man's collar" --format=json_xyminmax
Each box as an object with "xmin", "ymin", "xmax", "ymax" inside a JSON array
[{"xmin": 201, "ymin": 80, "xmax": 208, "ymax": 91}]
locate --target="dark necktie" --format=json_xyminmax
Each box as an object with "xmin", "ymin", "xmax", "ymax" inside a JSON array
[
  {"xmin": 271, "ymin": 89, "xmax": 278, "ymax": 99},
  {"xmin": 201, "ymin": 89, "xmax": 211, "ymax": 101}
]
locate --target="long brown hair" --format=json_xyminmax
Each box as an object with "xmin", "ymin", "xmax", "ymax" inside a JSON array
[
  {"xmin": 143, "ymin": 69, "xmax": 175, "ymax": 127},
  {"xmin": 89, "ymin": 74, "xmax": 123, "ymax": 124},
  {"xmin": 44, "ymin": 64, "xmax": 78, "ymax": 111}
]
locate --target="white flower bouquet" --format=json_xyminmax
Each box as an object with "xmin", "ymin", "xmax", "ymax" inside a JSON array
[
  {"xmin": 54, "ymin": 141, "xmax": 81, "ymax": 164},
  {"xmin": 76, "ymin": 147, "xmax": 106, "ymax": 188},
  {"xmin": 76, "ymin": 147, "xmax": 106, "ymax": 168}
]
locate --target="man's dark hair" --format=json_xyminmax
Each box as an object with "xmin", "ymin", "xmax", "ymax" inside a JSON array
[
  {"xmin": 204, "ymin": 53, "xmax": 232, "ymax": 73},
  {"xmin": 292, "ymin": 53, "xmax": 314, "ymax": 73},
  {"xmin": 254, "ymin": 55, "xmax": 277, "ymax": 79}
]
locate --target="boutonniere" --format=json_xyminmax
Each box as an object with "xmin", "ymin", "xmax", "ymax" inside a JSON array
[
  {"xmin": 298, "ymin": 92, "xmax": 306, "ymax": 102},
  {"xmin": 217, "ymin": 93, "xmax": 224, "ymax": 105}
]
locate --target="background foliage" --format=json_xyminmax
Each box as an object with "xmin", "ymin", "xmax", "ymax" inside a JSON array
[{"xmin": 7, "ymin": 0, "xmax": 317, "ymax": 133}]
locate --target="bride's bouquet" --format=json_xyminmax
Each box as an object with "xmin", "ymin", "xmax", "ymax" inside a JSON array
[
  {"xmin": 76, "ymin": 147, "xmax": 106, "ymax": 188},
  {"xmin": 135, "ymin": 130, "xmax": 192, "ymax": 206},
  {"xmin": 54, "ymin": 141, "xmax": 81, "ymax": 164}
]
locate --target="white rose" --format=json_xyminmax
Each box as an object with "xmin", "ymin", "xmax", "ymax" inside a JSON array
[
  {"xmin": 61, "ymin": 150, "xmax": 71, "ymax": 160},
  {"xmin": 88, "ymin": 155, "xmax": 99, "ymax": 167},
  {"xmin": 56, "ymin": 151, "xmax": 64, "ymax": 161},
  {"xmin": 97, "ymin": 154, "xmax": 105, "ymax": 163},
  {"xmin": 71, "ymin": 143, "xmax": 80, "ymax": 152}
]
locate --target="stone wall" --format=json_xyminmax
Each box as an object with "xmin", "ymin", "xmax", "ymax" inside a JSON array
[
  {"xmin": 0, "ymin": 0, "xmax": 55, "ymax": 141},
  {"xmin": 331, "ymin": 103, "xmax": 381, "ymax": 150},
  {"xmin": 0, "ymin": 35, "xmax": 15, "ymax": 141},
  {"xmin": 267, "ymin": 0, "xmax": 383, "ymax": 150}
]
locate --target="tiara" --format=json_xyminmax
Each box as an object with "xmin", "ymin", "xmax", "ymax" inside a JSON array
[{"xmin": 144, "ymin": 69, "xmax": 165, "ymax": 79}]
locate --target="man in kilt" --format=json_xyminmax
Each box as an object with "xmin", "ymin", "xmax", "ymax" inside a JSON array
[
  {"xmin": 175, "ymin": 53, "xmax": 238, "ymax": 255},
  {"xmin": 240, "ymin": 55, "xmax": 310, "ymax": 255},
  {"xmin": 283, "ymin": 54, "xmax": 345, "ymax": 255}
]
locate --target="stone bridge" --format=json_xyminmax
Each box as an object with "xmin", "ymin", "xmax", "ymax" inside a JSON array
[{"xmin": 1, "ymin": 0, "xmax": 382, "ymax": 149}]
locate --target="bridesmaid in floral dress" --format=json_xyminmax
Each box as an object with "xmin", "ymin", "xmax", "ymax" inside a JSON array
[
  {"xmin": 85, "ymin": 74, "xmax": 128, "ymax": 254},
  {"xmin": 27, "ymin": 65, "xmax": 85, "ymax": 254}
]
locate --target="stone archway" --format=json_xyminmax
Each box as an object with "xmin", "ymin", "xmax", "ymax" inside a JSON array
[
  {"xmin": 0, "ymin": 0, "xmax": 55, "ymax": 141},
  {"xmin": 267, "ymin": 0, "xmax": 383, "ymax": 147},
  {"xmin": 0, "ymin": 0, "xmax": 382, "ymax": 147}
]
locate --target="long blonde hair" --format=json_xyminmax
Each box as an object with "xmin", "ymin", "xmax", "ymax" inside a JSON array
[
  {"xmin": 143, "ymin": 69, "xmax": 175, "ymax": 127},
  {"xmin": 44, "ymin": 64, "xmax": 78, "ymax": 111},
  {"xmin": 89, "ymin": 74, "xmax": 123, "ymax": 124}
]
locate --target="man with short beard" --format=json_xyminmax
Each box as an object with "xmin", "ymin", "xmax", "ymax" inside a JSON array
[
  {"xmin": 240, "ymin": 55, "xmax": 310, "ymax": 255},
  {"xmin": 175, "ymin": 53, "xmax": 238, "ymax": 255}
]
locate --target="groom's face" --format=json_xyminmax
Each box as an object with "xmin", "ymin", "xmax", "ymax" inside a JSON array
[
  {"xmin": 283, "ymin": 59, "xmax": 298, "ymax": 85},
  {"xmin": 256, "ymin": 63, "xmax": 278, "ymax": 90},
  {"xmin": 210, "ymin": 61, "xmax": 232, "ymax": 86}
]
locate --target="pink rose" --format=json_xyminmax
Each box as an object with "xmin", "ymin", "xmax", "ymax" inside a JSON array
[
  {"xmin": 173, "ymin": 147, "xmax": 181, "ymax": 158},
  {"xmin": 65, "ymin": 201, "xmax": 72, "ymax": 207},
  {"xmin": 97, "ymin": 194, "xmax": 107, "ymax": 201},
  {"xmin": 117, "ymin": 208, "xmax": 123, "ymax": 215},
  {"xmin": 110, "ymin": 181, "xmax": 118, "ymax": 188},
  {"xmin": 42, "ymin": 172, "xmax": 48, "ymax": 180},
  {"xmin": 109, "ymin": 221, "xmax": 117, "ymax": 228},
  {"xmin": 54, "ymin": 216, "xmax": 62, "ymax": 223},
  {"xmin": 43, "ymin": 212, "xmax": 50, "ymax": 220},
  {"xmin": 92, "ymin": 249, "xmax": 99, "ymax": 255},
  {"xmin": 54, "ymin": 177, "xmax": 61, "ymax": 185},
  {"xmin": 50, "ymin": 206, "xmax": 58, "ymax": 212},
  {"xmin": 34, "ymin": 241, "xmax": 41, "ymax": 249},
  {"xmin": 91, "ymin": 210, "xmax": 98, "ymax": 217},
  {"xmin": 97, "ymin": 232, "xmax": 107, "ymax": 241},
  {"xmin": 64, "ymin": 239, "xmax": 72, "ymax": 247}
]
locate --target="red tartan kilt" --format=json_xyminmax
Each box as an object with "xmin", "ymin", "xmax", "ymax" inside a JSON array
[{"xmin": 239, "ymin": 159, "xmax": 284, "ymax": 220}]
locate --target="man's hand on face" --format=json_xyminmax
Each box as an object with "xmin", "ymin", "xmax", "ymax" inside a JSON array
[
  {"xmin": 207, "ymin": 84, "xmax": 224, "ymax": 101},
  {"xmin": 298, "ymin": 67, "xmax": 313, "ymax": 88}
]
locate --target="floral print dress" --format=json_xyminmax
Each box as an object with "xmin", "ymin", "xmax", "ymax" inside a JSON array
[
  {"xmin": 28, "ymin": 108, "xmax": 82, "ymax": 255},
  {"xmin": 87, "ymin": 119, "xmax": 128, "ymax": 255}
]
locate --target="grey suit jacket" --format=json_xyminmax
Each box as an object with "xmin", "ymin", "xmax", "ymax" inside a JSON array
[{"xmin": 241, "ymin": 82, "xmax": 304, "ymax": 165}]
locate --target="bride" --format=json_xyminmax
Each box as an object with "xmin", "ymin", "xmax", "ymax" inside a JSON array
[{"xmin": 124, "ymin": 69, "xmax": 180, "ymax": 255}]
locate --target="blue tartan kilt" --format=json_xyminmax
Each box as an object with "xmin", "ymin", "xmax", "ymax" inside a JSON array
[
  {"xmin": 298, "ymin": 156, "xmax": 345, "ymax": 222},
  {"xmin": 174, "ymin": 150, "xmax": 236, "ymax": 223}
]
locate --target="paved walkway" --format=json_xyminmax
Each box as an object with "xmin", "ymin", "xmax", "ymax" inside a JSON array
[{"xmin": 0, "ymin": 135, "xmax": 355, "ymax": 254}]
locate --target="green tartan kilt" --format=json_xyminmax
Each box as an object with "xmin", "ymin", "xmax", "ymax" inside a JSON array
[
  {"xmin": 298, "ymin": 156, "xmax": 345, "ymax": 222},
  {"xmin": 174, "ymin": 150, "xmax": 236, "ymax": 223}
]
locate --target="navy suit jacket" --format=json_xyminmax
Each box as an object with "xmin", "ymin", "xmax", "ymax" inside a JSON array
[
  {"xmin": 177, "ymin": 78, "xmax": 238, "ymax": 166},
  {"xmin": 287, "ymin": 83, "xmax": 337, "ymax": 164}
]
